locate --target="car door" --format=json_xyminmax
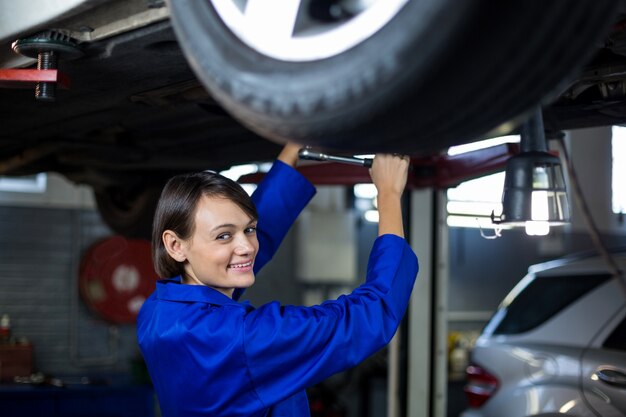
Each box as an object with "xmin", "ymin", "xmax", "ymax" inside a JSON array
[{"xmin": 582, "ymin": 308, "xmax": 626, "ymax": 416}]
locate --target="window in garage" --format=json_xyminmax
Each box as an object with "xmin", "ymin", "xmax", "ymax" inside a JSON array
[
  {"xmin": 0, "ymin": 173, "xmax": 46, "ymax": 193},
  {"xmin": 612, "ymin": 126, "xmax": 626, "ymax": 214},
  {"xmin": 354, "ymin": 183, "xmax": 379, "ymax": 223},
  {"xmin": 446, "ymin": 135, "xmax": 520, "ymax": 231},
  {"xmin": 220, "ymin": 162, "xmax": 272, "ymax": 195},
  {"xmin": 446, "ymin": 171, "xmax": 505, "ymax": 230}
]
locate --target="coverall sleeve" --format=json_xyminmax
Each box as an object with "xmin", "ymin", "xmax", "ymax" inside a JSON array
[
  {"xmin": 242, "ymin": 234, "xmax": 419, "ymax": 408},
  {"xmin": 251, "ymin": 160, "xmax": 315, "ymax": 272},
  {"xmin": 232, "ymin": 161, "xmax": 315, "ymax": 300}
]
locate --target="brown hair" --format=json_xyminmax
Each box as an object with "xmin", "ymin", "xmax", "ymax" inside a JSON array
[{"xmin": 152, "ymin": 171, "xmax": 258, "ymax": 279}]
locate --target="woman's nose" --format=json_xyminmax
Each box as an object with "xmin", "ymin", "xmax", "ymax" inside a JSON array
[{"xmin": 234, "ymin": 235, "xmax": 255, "ymax": 254}]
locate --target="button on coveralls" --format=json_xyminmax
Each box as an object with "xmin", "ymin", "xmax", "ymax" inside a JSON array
[{"xmin": 137, "ymin": 161, "xmax": 419, "ymax": 417}]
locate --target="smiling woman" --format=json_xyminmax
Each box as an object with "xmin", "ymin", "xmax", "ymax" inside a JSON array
[
  {"xmin": 159, "ymin": 183, "xmax": 260, "ymax": 296},
  {"xmin": 136, "ymin": 145, "xmax": 419, "ymax": 417}
]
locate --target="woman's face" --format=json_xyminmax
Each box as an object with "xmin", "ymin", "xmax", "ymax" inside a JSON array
[{"xmin": 180, "ymin": 195, "xmax": 259, "ymax": 297}]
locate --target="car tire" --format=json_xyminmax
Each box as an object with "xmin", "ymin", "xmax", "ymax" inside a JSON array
[
  {"xmin": 166, "ymin": 0, "xmax": 619, "ymax": 153},
  {"xmin": 94, "ymin": 185, "xmax": 163, "ymax": 240}
]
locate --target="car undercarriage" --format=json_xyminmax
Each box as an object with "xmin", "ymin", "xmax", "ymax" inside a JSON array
[{"xmin": 1, "ymin": 0, "xmax": 626, "ymax": 236}]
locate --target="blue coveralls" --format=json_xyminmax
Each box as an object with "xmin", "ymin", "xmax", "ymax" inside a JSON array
[{"xmin": 137, "ymin": 161, "xmax": 419, "ymax": 417}]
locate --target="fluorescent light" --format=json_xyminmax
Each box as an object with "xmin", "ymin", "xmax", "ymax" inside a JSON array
[
  {"xmin": 447, "ymin": 135, "xmax": 520, "ymax": 156},
  {"xmin": 364, "ymin": 210, "xmax": 379, "ymax": 223},
  {"xmin": 354, "ymin": 184, "xmax": 377, "ymax": 199},
  {"xmin": 0, "ymin": 173, "xmax": 47, "ymax": 193},
  {"xmin": 447, "ymin": 215, "xmax": 503, "ymax": 229},
  {"xmin": 240, "ymin": 184, "xmax": 257, "ymax": 196},
  {"xmin": 612, "ymin": 126, "xmax": 626, "ymax": 214},
  {"xmin": 447, "ymin": 201, "xmax": 502, "ymax": 217},
  {"xmin": 219, "ymin": 164, "xmax": 258, "ymax": 181},
  {"xmin": 447, "ymin": 172, "xmax": 505, "ymax": 203},
  {"xmin": 355, "ymin": 198, "xmax": 373, "ymax": 211},
  {"xmin": 525, "ymin": 221, "xmax": 550, "ymax": 236},
  {"xmin": 531, "ymin": 190, "xmax": 549, "ymax": 221}
]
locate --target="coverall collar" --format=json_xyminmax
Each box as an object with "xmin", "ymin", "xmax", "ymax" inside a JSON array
[{"xmin": 156, "ymin": 276, "xmax": 251, "ymax": 308}]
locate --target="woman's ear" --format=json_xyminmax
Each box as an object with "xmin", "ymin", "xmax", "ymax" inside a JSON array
[{"xmin": 163, "ymin": 230, "xmax": 187, "ymax": 262}]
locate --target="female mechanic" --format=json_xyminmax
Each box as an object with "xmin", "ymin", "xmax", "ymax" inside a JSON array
[{"xmin": 137, "ymin": 144, "xmax": 418, "ymax": 417}]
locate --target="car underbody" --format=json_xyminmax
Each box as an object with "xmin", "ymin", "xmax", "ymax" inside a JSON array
[{"xmin": 1, "ymin": 0, "xmax": 626, "ymax": 236}]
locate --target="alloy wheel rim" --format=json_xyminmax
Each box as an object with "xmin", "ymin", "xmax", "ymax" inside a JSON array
[{"xmin": 209, "ymin": 0, "xmax": 409, "ymax": 62}]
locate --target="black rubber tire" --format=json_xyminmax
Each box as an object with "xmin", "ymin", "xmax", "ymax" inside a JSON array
[
  {"xmin": 94, "ymin": 185, "xmax": 163, "ymax": 239},
  {"xmin": 167, "ymin": 0, "xmax": 619, "ymax": 154}
]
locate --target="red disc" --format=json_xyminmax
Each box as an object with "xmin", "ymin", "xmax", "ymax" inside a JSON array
[{"xmin": 79, "ymin": 236, "xmax": 156, "ymax": 323}]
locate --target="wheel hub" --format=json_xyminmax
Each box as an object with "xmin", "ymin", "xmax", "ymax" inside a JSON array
[{"xmin": 210, "ymin": 0, "xmax": 408, "ymax": 61}]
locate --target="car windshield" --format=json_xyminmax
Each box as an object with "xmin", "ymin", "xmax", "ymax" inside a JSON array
[{"xmin": 492, "ymin": 273, "xmax": 611, "ymax": 335}]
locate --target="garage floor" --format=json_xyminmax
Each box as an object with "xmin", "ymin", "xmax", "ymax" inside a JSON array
[{"xmin": 448, "ymin": 381, "xmax": 469, "ymax": 417}]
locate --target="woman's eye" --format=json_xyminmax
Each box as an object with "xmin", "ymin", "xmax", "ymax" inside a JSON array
[
  {"xmin": 216, "ymin": 233, "xmax": 231, "ymax": 240},
  {"xmin": 245, "ymin": 226, "xmax": 257, "ymax": 234}
]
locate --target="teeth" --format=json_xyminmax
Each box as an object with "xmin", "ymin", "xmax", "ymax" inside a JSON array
[{"xmin": 229, "ymin": 261, "xmax": 252, "ymax": 269}]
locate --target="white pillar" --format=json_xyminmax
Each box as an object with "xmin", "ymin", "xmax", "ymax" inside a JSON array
[
  {"xmin": 406, "ymin": 189, "xmax": 448, "ymax": 417},
  {"xmin": 566, "ymin": 126, "xmax": 623, "ymax": 233}
]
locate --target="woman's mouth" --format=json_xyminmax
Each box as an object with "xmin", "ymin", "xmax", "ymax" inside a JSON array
[{"xmin": 228, "ymin": 261, "xmax": 253, "ymax": 272}]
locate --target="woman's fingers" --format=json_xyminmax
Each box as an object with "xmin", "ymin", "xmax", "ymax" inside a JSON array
[{"xmin": 370, "ymin": 154, "xmax": 410, "ymax": 195}]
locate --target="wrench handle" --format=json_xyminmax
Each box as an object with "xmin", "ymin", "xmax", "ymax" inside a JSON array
[{"xmin": 298, "ymin": 148, "xmax": 373, "ymax": 168}]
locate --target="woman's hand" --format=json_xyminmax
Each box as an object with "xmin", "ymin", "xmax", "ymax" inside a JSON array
[
  {"xmin": 276, "ymin": 142, "xmax": 302, "ymax": 167},
  {"xmin": 369, "ymin": 154, "xmax": 410, "ymax": 198},
  {"xmin": 369, "ymin": 154, "xmax": 410, "ymax": 238}
]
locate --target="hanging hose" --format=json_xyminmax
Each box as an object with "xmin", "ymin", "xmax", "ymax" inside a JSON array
[{"xmin": 556, "ymin": 136, "xmax": 626, "ymax": 297}]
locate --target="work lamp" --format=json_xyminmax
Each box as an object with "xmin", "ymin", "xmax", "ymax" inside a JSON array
[{"xmin": 492, "ymin": 109, "xmax": 570, "ymax": 235}]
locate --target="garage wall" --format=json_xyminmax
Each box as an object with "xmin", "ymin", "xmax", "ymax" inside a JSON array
[
  {"xmin": 448, "ymin": 126, "xmax": 626, "ymax": 332},
  {"xmin": 448, "ymin": 227, "xmax": 626, "ymax": 326},
  {"xmin": 1, "ymin": 126, "xmax": 621, "ymax": 391},
  {"xmin": 246, "ymin": 189, "xmax": 379, "ymax": 307},
  {"xmin": 0, "ymin": 182, "xmax": 372, "ymax": 386},
  {"xmin": 0, "ymin": 173, "xmax": 95, "ymax": 209},
  {"xmin": 568, "ymin": 126, "xmax": 625, "ymax": 233},
  {"xmin": 243, "ymin": 229, "xmax": 300, "ymax": 306},
  {"xmin": 0, "ymin": 204, "xmax": 141, "ymax": 379}
]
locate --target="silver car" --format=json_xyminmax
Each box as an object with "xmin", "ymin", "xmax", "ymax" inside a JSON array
[{"xmin": 461, "ymin": 251, "xmax": 626, "ymax": 417}]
